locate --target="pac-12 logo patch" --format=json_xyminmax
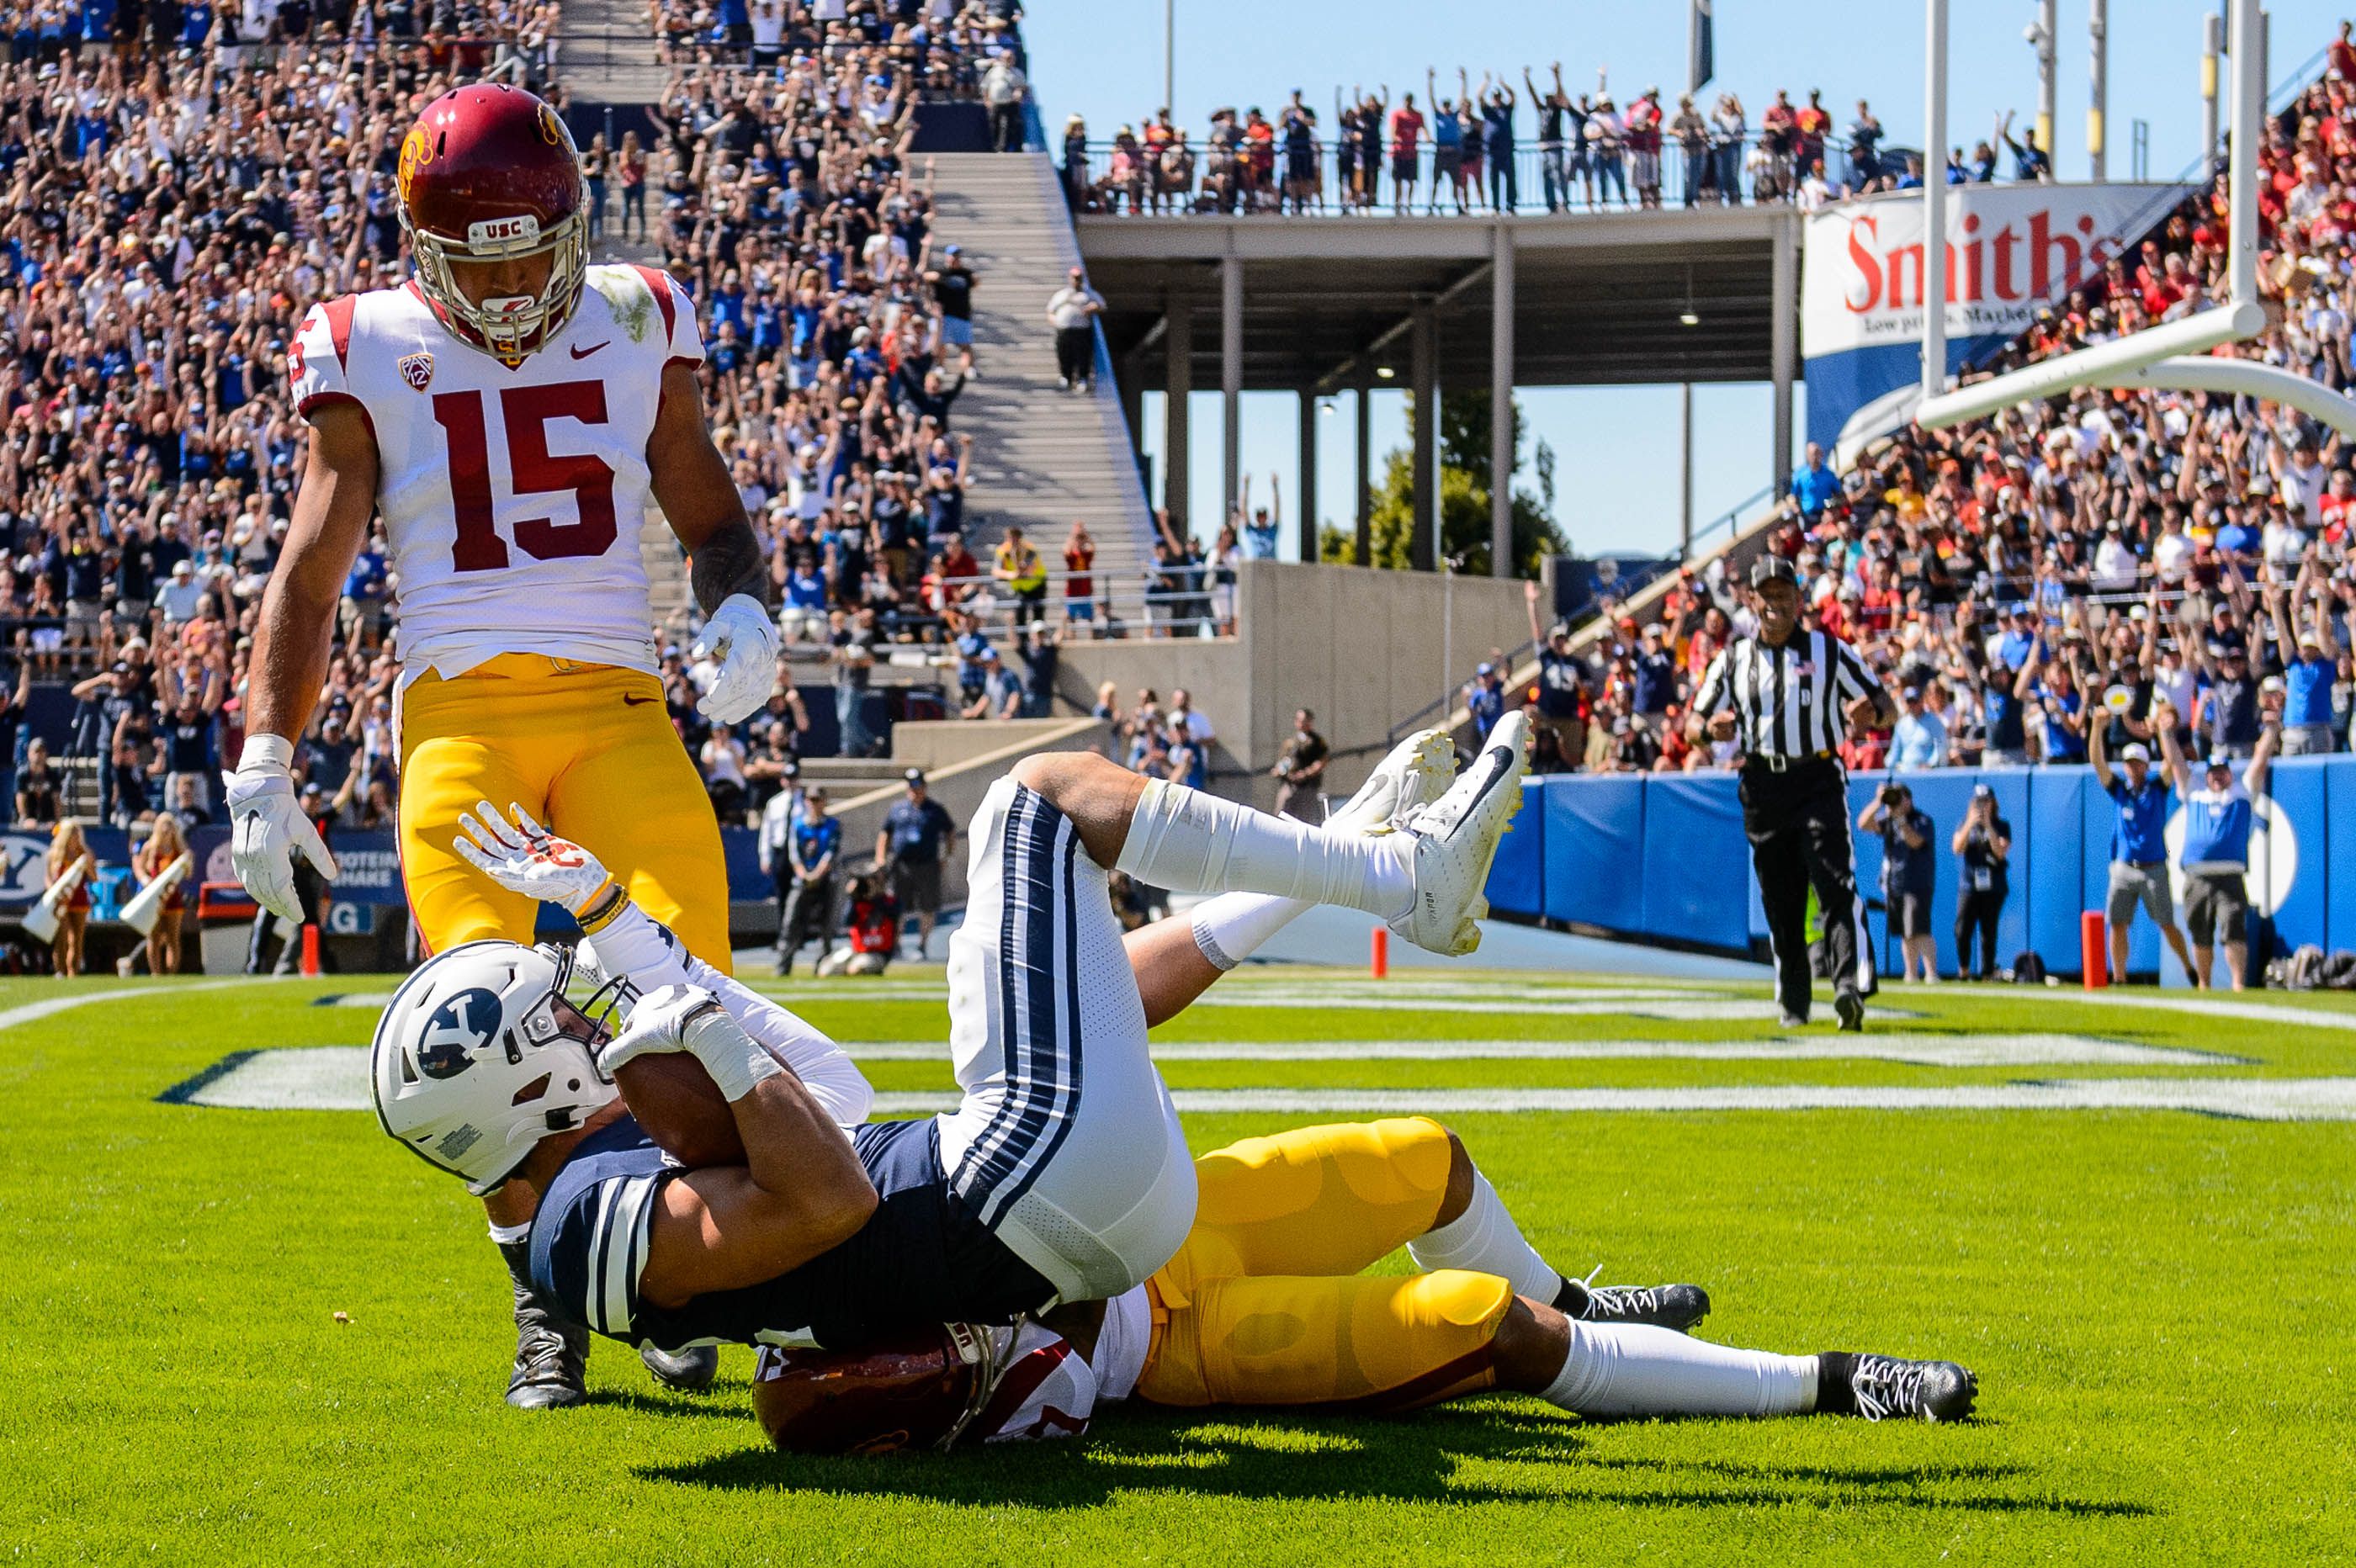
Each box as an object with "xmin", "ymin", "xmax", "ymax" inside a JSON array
[
  {"xmin": 398, "ymin": 350, "xmax": 434, "ymax": 390},
  {"xmin": 417, "ymin": 987, "xmax": 502, "ymax": 1078}
]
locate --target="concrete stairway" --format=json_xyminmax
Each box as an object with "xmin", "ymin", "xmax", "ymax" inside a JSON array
[{"xmin": 926, "ymin": 152, "xmax": 1158, "ymax": 593}]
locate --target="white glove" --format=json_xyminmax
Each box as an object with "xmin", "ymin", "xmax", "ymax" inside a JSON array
[
  {"xmin": 690, "ymin": 592, "xmax": 782, "ymax": 726},
  {"xmin": 597, "ymin": 982, "xmax": 709, "ymax": 1077},
  {"xmin": 450, "ymin": 800, "xmax": 618, "ymax": 917},
  {"xmin": 607, "ymin": 982, "xmax": 782, "ymax": 1101},
  {"xmin": 225, "ymin": 736, "xmax": 338, "ymax": 925}
]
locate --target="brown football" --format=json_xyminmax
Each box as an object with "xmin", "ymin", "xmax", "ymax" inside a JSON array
[{"xmin": 615, "ymin": 1052, "xmax": 745, "ymax": 1168}]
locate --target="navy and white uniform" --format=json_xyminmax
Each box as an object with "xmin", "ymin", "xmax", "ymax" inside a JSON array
[{"xmin": 528, "ymin": 778, "xmax": 1196, "ymax": 1351}]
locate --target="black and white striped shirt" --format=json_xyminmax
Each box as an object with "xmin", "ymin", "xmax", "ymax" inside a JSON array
[{"xmin": 1693, "ymin": 628, "xmax": 1881, "ymax": 760}]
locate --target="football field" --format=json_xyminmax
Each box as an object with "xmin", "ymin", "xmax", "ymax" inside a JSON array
[{"xmin": 6, "ymin": 966, "xmax": 2355, "ymax": 1564}]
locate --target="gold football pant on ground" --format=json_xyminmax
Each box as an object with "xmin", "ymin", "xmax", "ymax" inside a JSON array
[
  {"xmin": 1138, "ymin": 1118, "xmax": 1513, "ymax": 1410},
  {"xmin": 398, "ymin": 654, "xmax": 733, "ymax": 975}
]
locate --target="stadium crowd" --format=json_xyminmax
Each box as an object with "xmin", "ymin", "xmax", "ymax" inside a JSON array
[
  {"xmin": 1518, "ymin": 34, "xmax": 2356, "ymax": 777},
  {"xmin": 1058, "ymin": 67, "xmax": 2064, "ymax": 218}
]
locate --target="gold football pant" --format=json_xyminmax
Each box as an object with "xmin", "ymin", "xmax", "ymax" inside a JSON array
[
  {"xmin": 1138, "ymin": 1118, "xmax": 1514, "ymax": 1411},
  {"xmin": 397, "ymin": 654, "xmax": 733, "ymax": 974}
]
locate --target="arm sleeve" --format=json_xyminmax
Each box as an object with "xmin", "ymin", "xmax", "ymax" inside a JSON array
[{"xmin": 585, "ymin": 902, "xmax": 874, "ymax": 1131}]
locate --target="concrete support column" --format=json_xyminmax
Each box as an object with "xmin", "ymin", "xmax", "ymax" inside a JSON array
[
  {"xmin": 1488, "ymin": 225, "xmax": 1515, "ymax": 578},
  {"xmin": 1119, "ymin": 362, "xmax": 1145, "ymax": 467},
  {"xmin": 1353, "ymin": 360, "xmax": 1373, "ymax": 566},
  {"xmin": 1679, "ymin": 382, "xmax": 1695, "ymax": 556},
  {"xmin": 1220, "ymin": 253, "xmax": 1244, "ymax": 526},
  {"xmin": 1296, "ymin": 388, "xmax": 1319, "ymax": 563},
  {"xmin": 1770, "ymin": 213, "xmax": 1798, "ymax": 496},
  {"xmin": 1410, "ymin": 301, "xmax": 1437, "ymax": 572},
  {"xmin": 1165, "ymin": 295, "xmax": 1192, "ymax": 533}
]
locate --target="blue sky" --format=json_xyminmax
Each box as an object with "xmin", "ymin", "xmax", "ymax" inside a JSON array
[{"xmin": 1016, "ymin": 0, "xmax": 2346, "ymax": 562}]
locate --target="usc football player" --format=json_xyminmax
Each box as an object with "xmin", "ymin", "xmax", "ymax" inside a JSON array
[{"xmin": 230, "ymin": 83, "xmax": 774, "ymax": 1407}]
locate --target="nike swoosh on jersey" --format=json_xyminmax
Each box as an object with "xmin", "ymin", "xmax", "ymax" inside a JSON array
[
  {"xmin": 570, "ymin": 341, "xmax": 611, "ymax": 360},
  {"xmin": 623, "ymin": 693, "xmax": 660, "ymax": 706}
]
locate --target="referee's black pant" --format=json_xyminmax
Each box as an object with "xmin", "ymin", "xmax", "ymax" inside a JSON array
[{"xmin": 1739, "ymin": 755, "xmax": 1872, "ymax": 1020}]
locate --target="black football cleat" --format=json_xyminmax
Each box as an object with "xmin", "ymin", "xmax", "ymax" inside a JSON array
[
  {"xmin": 1555, "ymin": 1272, "xmax": 1711, "ymax": 1333},
  {"xmin": 507, "ymin": 1309, "xmax": 590, "ymax": 1410},
  {"xmin": 1834, "ymin": 989, "xmax": 1865, "ymax": 1032},
  {"xmin": 1825, "ymin": 1352, "xmax": 1978, "ymax": 1422},
  {"xmin": 500, "ymin": 1238, "xmax": 587, "ymax": 1409},
  {"xmin": 640, "ymin": 1342, "xmax": 719, "ymax": 1392}
]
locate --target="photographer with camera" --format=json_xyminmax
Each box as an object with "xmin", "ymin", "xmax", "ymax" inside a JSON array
[
  {"xmin": 1949, "ymin": 783, "xmax": 2013, "ymax": 981},
  {"xmin": 1857, "ymin": 781, "xmax": 1938, "ymax": 983}
]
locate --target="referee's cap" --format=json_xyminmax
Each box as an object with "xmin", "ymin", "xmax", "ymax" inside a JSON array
[{"xmin": 1749, "ymin": 555, "xmax": 1799, "ymax": 589}]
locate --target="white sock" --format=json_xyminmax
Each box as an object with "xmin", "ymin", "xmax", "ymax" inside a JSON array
[
  {"xmin": 1406, "ymin": 1171, "xmax": 1560, "ymax": 1304},
  {"xmin": 1190, "ymin": 893, "xmax": 1311, "ymax": 972},
  {"xmin": 1116, "ymin": 779, "xmax": 1412, "ymax": 919},
  {"xmin": 1541, "ymin": 1320, "xmax": 1819, "ymax": 1419},
  {"xmin": 487, "ymin": 1220, "xmax": 533, "ymax": 1245}
]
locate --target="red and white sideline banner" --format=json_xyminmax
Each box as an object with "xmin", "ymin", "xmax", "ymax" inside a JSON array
[{"xmin": 1801, "ymin": 182, "xmax": 2190, "ymax": 462}]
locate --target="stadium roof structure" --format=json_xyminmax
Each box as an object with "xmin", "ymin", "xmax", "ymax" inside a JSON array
[
  {"xmin": 1077, "ymin": 205, "xmax": 1801, "ymax": 567},
  {"xmin": 1080, "ymin": 206, "xmax": 1793, "ymax": 395}
]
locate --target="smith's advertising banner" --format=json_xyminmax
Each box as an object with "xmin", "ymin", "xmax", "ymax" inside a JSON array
[{"xmin": 1801, "ymin": 182, "xmax": 2190, "ymax": 463}]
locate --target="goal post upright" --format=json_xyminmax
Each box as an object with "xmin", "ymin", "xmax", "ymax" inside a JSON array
[{"xmin": 1911, "ymin": 0, "xmax": 2322, "ymax": 433}]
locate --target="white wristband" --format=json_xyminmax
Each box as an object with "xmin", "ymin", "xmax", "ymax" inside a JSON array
[
  {"xmin": 682, "ymin": 1003, "xmax": 787, "ymax": 1102},
  {"xmin": 237, "ymin": 734, "xmax": 296, "ymax": 776}
]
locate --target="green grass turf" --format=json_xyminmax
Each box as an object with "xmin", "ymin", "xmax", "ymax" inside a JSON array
[{"xmin": 3, "ymin": 969, "xmax": 2353, "ymax": 1564}]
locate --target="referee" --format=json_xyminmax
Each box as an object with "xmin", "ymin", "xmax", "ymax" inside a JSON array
[{"xmin": 1687, "ymin": 556, "xmax": 1896, "ymax": 1030}]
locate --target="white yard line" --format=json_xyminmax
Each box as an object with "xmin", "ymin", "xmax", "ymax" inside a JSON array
[
  {"xmin": 0, "ymin": 980, "xmax": 244, "ymax": 1034},
  {"xmin": 836, "ymin": 1035, "xmax": 2235, "ymax": 1067},
  {"xmin": 872, "ymin": 1079, "xmax": 2356, "ymax": 1121}
]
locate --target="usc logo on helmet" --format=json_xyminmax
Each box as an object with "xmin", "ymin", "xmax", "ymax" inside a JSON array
[{"xmin": 397, "ymin": 124, "xmax": 435, "ymax": 204}]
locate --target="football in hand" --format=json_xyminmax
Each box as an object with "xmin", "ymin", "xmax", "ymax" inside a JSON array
[{"xmin": 615, "ymin": 1052, "xmax": 745, "ymax": 1168}]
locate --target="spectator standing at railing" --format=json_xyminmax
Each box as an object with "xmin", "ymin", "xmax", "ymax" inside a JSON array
[
  {"xmin": 618, "ymin": 130, "xmax": 649, "ymax": 242},
  {"xmin": 1046, "ymin": 266, "xmax": 1105, "ymax": 393},
  {"xmin": 1281, "ymin": 98, "xmax": 1320, "ymax": 214},
  {"xmin": 1387, "ymin": 88, "xmax": 1423, "ymax": 215},
  {"xmin": 982, "ymin": 48, "xmax": 1027, "ymax": 151},
  {"xmin": 1427, "ymin": 71, "xmax": 1463, "ymax": 214},
  {"xmin": 1526, "ymin": 65, "xmax": 1571, "ymax": 212},
  {"xmin": 1626, "ymin": 86, "xmax": 1664, "ymax": 209},
  {"xmin": 1477, "ymin": 77, "xmax": 1516, "ymax": 213},
  {"xmin": 1846, "ymin": 100, "xmax": 1883, "ymax": 188},
  {"xmin": 1793, "ymin": 89, "xmax": 1831, "ymax": 188},
  {"xmin": 1670, "ymin": 94, "xmax": 1709, "ymax": 209},
  {"xmin": 1711, "ymin": 93, "xmax": 1747, "ymax": 206},
  {"xmin": 1791, "ymin": 442, "xmax": 1841, "ymax": 521},
  {"xmin": 1585, "ymin": 92, "xmax": 1626, "ymax": 205}
]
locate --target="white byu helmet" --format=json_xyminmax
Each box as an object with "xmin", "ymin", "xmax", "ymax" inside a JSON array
[{"xmin": 371, "ymin": 940, "xmax": 620, "ymax": 1195}]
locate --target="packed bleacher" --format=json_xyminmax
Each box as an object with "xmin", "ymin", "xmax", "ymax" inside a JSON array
[{"xmin": 1526, "ymin": 34, "xmax": 2356, "ymax": 776}]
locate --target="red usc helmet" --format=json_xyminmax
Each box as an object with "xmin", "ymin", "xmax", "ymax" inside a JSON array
[
  {"xmin": 751, "ymin": 1325, "xmax": 1003, "ymax": 1454},
  {"xmin": 396, "ymin": 83, "xmax": 588, "ymax": 365}
]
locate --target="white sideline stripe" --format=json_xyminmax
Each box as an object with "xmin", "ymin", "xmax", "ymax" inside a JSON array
[
  {"xmin": 840, "ymin": 1035, "xmax": 2236, "ymax": 1067},
  {"xmin": 0, "ymin": 980, "xmax": 244, "ymax": 1033},
  {"xmin": 876, "ymin": 1079, "xmax": 2356, "ymax": 1121},
  {"xmin": 179, "ymin": 1038, "xmax": 2253, "ymax": 1113},
  {"xmin": 2036, "ymin": 991, "xmax": 2356, "ymax": 1032}
]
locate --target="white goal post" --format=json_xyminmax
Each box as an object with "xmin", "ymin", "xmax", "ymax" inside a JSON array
[{"xmin": 1906, "ymin": 0, "xmax": 2356, "ymax": 437}]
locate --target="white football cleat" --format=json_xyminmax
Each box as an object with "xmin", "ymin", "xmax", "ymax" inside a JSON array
[
  {"xmin": 1327, "ymin": 728, "xmax": 1457, "ymax": 836},
  {"xmin": 1388, "ymin": 712, "xmax": 1530, "ymax": 957}
]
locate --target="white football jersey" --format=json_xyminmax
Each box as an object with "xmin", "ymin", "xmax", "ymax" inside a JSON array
[{"xmin": 289, "ymin": 263, "xmax": 704, "ymax": 682}]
